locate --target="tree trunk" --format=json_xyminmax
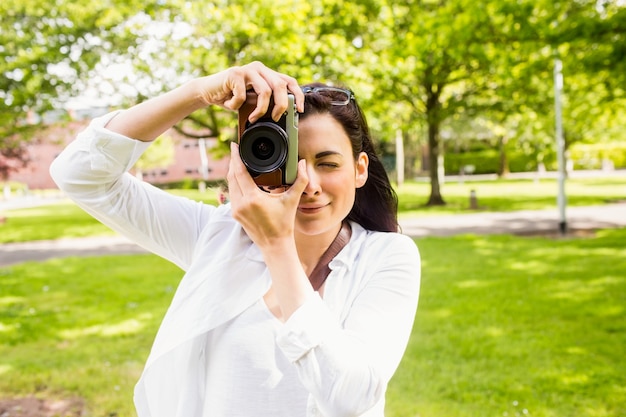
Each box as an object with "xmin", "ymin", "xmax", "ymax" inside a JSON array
[
  {"xmin": 425, "ymin": 87, "xmax": 446, "ymax": 206},
  {"xmin": 498, "ymin": 135, "xmax": 510, "ymax": 177},
  {"xmin": 426, "ymin": 120, "xmax": 445, "ymax": 205}
]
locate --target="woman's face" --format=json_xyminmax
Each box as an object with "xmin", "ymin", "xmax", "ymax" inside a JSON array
[{"xmin": 295, "ymin": 113, "xmax": 368, "ymax": 238}]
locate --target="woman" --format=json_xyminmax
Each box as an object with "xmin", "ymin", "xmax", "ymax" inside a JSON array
[{"xmin": 50, "ymin": 61, "xmax": 420, "ymax": 417}]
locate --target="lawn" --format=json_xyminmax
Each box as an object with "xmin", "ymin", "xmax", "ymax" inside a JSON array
[
  {"xmin": 0, "ymin": 255, "xmax": 182, "ymax": 415},
  {"xmin": 1, "ymin": 229, "xmax": 625, "ymax": 416},
  {"xmin": 1, "ymin": 176, "xmax": 625, "ymax": 243},
  {"xmin": 396, "ymin": 176, "xmax": 626, "ymax": 217},
  {"xmin": 387, "ymin": 229, "xmax": 626, "ymax": 417}
]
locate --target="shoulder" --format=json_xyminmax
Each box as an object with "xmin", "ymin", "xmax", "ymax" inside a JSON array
[
  {"xmin": 199, "ymin": 203, "xmax": 240, "ymax": 237},
  {"xmin": 353, "ymin": 222, "xmax": 419, "ymax": 256},
  {"xmin": 344, "ymin": 222, "xmax": 420, "ymax": 296},
  {"xmin": 347, "ymin": 222, "xmax": 420, "ymax": 272}
]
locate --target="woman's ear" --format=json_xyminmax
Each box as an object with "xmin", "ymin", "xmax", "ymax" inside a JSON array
[{"xmin": 355, "ymin": 152, "xmax": 369, "ymax": 188}]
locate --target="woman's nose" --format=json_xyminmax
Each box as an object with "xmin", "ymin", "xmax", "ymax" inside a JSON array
[{"xmin": 303, "ymin": 166, "xmax": 321, "ymax": 195}]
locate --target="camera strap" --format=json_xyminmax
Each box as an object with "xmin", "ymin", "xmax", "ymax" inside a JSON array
[{"xmin": 309, "ymin": 221, "xmax": 352, "ymax": 291}]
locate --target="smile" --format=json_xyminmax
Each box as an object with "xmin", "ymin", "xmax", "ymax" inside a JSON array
[{"xmin": 298, "ymin": 204, "xmax": 327, "ymax": 214}]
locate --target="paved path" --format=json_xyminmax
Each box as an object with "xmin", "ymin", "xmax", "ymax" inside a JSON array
[
  {"xmin": 1, "ymin": 202, "xmax": 625, "ymax": 267},
  {"xmin": 0, "ymin": 235, "xmax": 148, "ymax": 267},
  {"xmin": 399, "ymin": 202, "xmax": 626, "ymax": 237}
]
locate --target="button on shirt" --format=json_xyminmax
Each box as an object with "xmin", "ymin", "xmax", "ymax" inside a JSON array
[{"xmin": 50, "ymin": 112, "xmax": 421, "ymax": 417}]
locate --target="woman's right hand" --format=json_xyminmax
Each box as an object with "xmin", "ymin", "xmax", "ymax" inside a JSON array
[
  {"xmin": 105, "ymin": 61, "xmax": 303, "ymax": 142},
  {"xmin": 198, "ymin": 61, "xmax": 304, "ymax": 122}
]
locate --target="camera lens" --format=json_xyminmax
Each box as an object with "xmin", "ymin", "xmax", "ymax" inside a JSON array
[
  {"xmin": 240, "ymin": 122, "xmax": 288, "ymax": 175},
  {"xmin": 251, "ymin": 138, "xmax": 275, "ymax": 160}
]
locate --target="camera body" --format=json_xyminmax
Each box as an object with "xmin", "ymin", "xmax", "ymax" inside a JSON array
[{"xmin": 238, "ymin": 93, "xmax": 298, "ymax": 187}]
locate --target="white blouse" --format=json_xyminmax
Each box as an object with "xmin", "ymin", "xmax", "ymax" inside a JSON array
[
  {"xmin": 202, "ymin": 298, "xmax": 308, "ymax": 416},
  {"xmin": 50, "ymin": 112, "xmax": 421, "ymax": 417}
]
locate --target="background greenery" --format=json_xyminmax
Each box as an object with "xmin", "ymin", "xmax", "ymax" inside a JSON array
[
  {"xmin": 2, "ymin": 0, "xmax": 626, "ymax": 204},
  {"xmin": 2, "ymin": 177, "xmax": 624, "ymax": 243}
]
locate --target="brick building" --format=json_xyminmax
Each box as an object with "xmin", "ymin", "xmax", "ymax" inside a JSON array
[{"xmin": 4, "ymin": 110, "xmax": 229, "ymax": 190}]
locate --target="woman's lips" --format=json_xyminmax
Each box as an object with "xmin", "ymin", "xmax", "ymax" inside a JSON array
[{"xmin": 298, "ymin": 203, "xmax": 327, "ymax": 214}]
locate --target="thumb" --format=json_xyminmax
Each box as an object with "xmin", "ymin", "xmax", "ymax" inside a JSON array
[
  {"xmin": 287, "ymin": 159, "xmax": 309, "ymax": 197},
  {"xmin": 222, "ymin": 79, "xmax": 247, "ymax": 111}
]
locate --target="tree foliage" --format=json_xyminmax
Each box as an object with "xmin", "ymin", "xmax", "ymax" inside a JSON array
[
  {"xmin": 1, "ymin": 0, "xmax": 625, "ymax": 201},
  {"xmin": 0, "ymin": 0, "xmax": 164, "ymax": 178}
]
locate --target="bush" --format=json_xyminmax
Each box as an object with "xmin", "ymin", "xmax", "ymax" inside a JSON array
[
  {"xmin": 443, "ymin": 150, "xmax": 556, "ymax": 174},
  {"xmin": 155, "ymin": 178, "xmax": 222, "ymax": 190},
  {"xmin": 444, "ymin": 150, "xmax": 499, "ymax": 175},
  {"xmin": 443, "ymin": 142, "xmax": 626, "ymax": 174},
  {"xmin": 569, "ymin": 142, "xmax": 626, "ymax": 170}
]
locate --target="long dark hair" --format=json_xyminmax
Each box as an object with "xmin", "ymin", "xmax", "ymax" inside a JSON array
[{"xmin": 300, "ymin": 83, "xmax": 398, "ymax": 232}]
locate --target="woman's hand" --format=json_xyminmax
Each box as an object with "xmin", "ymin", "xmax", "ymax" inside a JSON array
[
  {"xmin": 227, "ymin": 142, "xmax": 309, "ymax": 249},
  {"xmin": 199, "ymin": 61, "xmax": 305, "ymax": 122},
  {"xmin": 105, "ymin": 61, "xmax": 303, "ymax": 141},
  {"xmin": 229, "ymin": 141, "xmax": 314, "ymax": 320}
]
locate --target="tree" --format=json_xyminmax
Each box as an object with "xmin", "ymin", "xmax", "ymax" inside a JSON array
[
  {"xmin": 112, "ymin": 0, "xmax": 384, "ymax": 147},
  {"xmin": 373, "ymin": 0, "xmax": 511, "ymax": 205},
  {"xmin": 0, "ymin": 0, "xmax": 163, "ymax": 176},
  {"xmin": 374, "ymin": 0, "xmax": 626, "ymax": 206}
]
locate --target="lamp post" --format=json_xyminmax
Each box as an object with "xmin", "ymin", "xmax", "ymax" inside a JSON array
[{"xmin": 553, "ymin": 56, "xmax": 567, "ymax": 235}]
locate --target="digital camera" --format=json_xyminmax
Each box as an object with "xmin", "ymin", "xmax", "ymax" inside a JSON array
[{"xmin": 238, "ymin": 93, "xmax": 298, "ymax": 187}]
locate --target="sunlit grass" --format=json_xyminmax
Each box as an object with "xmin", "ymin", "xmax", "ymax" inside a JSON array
[
  {"xmin": 0, "ymin": 203, "xmax": 115, "ymax": 243},
  {"xmin": 0, "ymin": 254, "xmax": 182, "ymax": 415},
  {"xmin": 387, "ymin": 228, "xmax": 626, "ymax": 417},
  {"xmin": 0, "ymin": 189, "xmax": 223, "ymax": 243},
  {"xmin": 1, "ymin": 230, "xmax": 625, "ymax": 416},
  {"xmin": 397, "ymin": 176, "xmax": 626, "ymax": 216}
]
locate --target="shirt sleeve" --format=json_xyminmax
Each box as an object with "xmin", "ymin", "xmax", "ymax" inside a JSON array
[
  {"xmin": 276, "ymin": 233, "xmax": 421, "ymax": 417},
  {"xmin": 49, "ymin": 112, "xmax": 214, "ymax": 270}
]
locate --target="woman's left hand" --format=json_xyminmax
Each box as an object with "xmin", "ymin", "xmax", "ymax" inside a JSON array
[{"xmin": 227, "ymin": 142, "xmax": 309, "ymax": 249}]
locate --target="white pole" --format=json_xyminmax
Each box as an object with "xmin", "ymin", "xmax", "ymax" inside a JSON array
[
  {"xmin": 198, "ymin": 138, "xmax": 209, "ymax": 181},
  {"xmin": 553, "ymin": 57, "xmax": 567, "ymax": 235},
  {"xmin": 395, "ymin": 128, "xmax": 405, "ymax": 187}
]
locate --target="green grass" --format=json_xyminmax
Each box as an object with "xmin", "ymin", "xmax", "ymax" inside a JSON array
[
  {"xmin": 1, "ymin": 230, "xmax": 625, "ymax": 416},
  {"xmin": 387, "ymin": 228, "xmax": 626, "ymax": 417},
  {"xmin": 0, "ymin": 191, "xmax": 221, "ymax": 244},
  {"xmin": 0, "ymin": 203, "xmax": 115, "ymax": 243},
  {"xmin": 0, "ymin": 255, "xmax": 182, "ymax": 415},
  {"xmin": 1, "ymin": 177, "xmax": 624, "ymax": 243},
  {"xmin": 396, "ymin": 177, "xmax": 626, "ymax": 216}
]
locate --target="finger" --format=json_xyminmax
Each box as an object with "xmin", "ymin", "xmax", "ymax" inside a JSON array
[
  {"xmin": 229, "ymin": 141, "xmax": 260, "ymax": 193},
  {"xmin": 267, "ymin": 80, "xmax": 288, "ymax": 121},
  {"xmin": 252, "ymin": 63, "xmax": 299, "ymax": 120},
  {"xmin": 223, "ymin": 79, "xmax": 247, "ymax": 111},
  {"xmin": 286, "ymin": 159, "xmax": 309, "ymax": 198},
  {"xmin": 245, "ymin": 70, "xmax": 272, "ymax": 123},
  {"xmin": 280, "ymin": 74, "xmax": 304, "ymax": 113},
  {"xmin": 227, "ymin": 142, "xmax": 244, "ymax": 201},
  {"xmin": 213, "ymin": 66, "xmax": 247, "ymax": 111}
]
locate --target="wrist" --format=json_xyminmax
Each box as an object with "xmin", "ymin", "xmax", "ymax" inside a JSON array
[
  {"xmin": 180, "ymin": 78, "xmax": 211, "ymax": 111},
  {"xmin": 261, "ymin": 237, "xmax": 298, "ymax": 264}
]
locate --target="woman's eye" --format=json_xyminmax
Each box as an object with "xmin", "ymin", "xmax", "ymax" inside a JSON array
[{"xmin": 319, "ymin": 162, "xmax": 339, "ymax": 168}]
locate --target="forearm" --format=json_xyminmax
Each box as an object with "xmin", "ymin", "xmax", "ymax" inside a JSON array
[
  {"xmin": 105, "ymin": 78, "xmax": 207, "ymax": 142},
  {"xmin": 276, "ymin": 234, "xmax": 421, "ymax": 416},
  {"xmin": 263, "ymin": 240, "xmax": 315, "ymax": 320},
  {"xmin": 50, "ymin": 112, "xmax": 209, "ymax": 269},
  {"xmin": 278, "ymin": 295, "xmax": 385, "ymax": 417}
]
